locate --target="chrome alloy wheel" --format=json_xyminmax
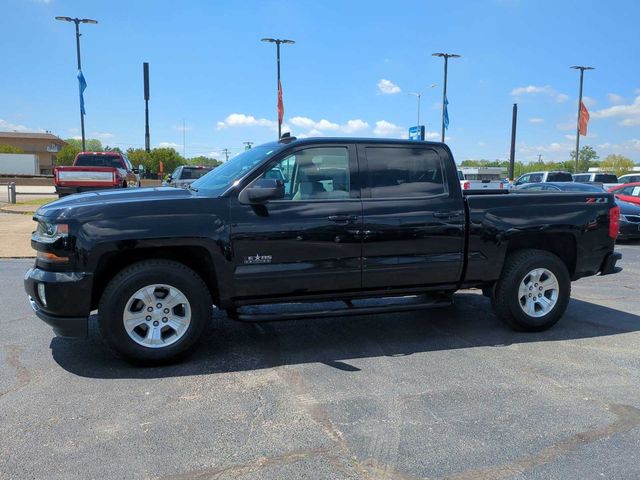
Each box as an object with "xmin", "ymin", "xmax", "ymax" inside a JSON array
[
  {"xmin": 122, "ymin": 284, "xmax": 192, "ymax": 348},
  {"xmin": 517, "ymin": 268, "xmax": 559, "ymax": 318}
]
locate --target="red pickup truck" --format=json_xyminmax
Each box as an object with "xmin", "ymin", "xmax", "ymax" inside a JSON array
[{"xmin": 54, "ymin": 152, "xmax": 140, "ymax": 197}]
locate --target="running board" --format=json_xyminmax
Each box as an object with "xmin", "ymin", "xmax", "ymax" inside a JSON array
[{"xmin": 231, "ymin": 294, "xmax": 452, "ymax": 322}]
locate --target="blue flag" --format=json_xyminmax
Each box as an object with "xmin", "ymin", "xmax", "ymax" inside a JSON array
[
  {"xmin": 444, "ymin": 95, "xmax": 449, "ymax": 130},
  {"xmin": 77, "ymin": 70, "xmax": 87, "ymax": 115}
]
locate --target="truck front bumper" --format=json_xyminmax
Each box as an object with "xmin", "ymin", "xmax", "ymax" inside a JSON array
[
  {"xmin": 600, "ymin": 251, "xmax": 622, "ymax": 275},
  {"xmin": 24, "ymin": 267, "xmax": 92, "ymax": 338}
]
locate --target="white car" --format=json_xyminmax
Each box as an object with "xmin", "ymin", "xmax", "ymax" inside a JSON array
[
  {"xmin": 572, "ymin": 172, "xmax": 619, "ymax": 190},
  {"xmin": 513, "ymin": 171, "xmax": 573, "ymax": 189}
]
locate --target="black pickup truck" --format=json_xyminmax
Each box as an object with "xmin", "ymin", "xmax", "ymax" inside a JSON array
[{"xmin": 25, "ymin": 137, "xmax": 621, "ymax": 363}]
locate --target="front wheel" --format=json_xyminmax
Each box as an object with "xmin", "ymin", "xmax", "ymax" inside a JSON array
[
  {"xmin": 493, "ymin": 249, "xmax": 571, "ymax": 331},
  {"xmin": 98, "ymin": 260, "xmax": 212, "ymax": 364}
]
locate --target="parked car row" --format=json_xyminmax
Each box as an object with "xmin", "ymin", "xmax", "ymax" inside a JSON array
[{"xmin": 516, "ymin": 182, "xmax": 640, "ymax": 240}]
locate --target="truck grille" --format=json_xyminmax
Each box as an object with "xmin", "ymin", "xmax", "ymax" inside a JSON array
[{"xmin": 624, "ymin": 215, "xmax": 640, "ymax": 223}]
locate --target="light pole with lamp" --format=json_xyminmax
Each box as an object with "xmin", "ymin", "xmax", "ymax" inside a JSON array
[
  {"xmin": 432, "ymin": 52, "xmax": 460, "ymax": 142},
  {"xmin": 261, "ymin": 38, "xmax": 295, "ymax": 139}
]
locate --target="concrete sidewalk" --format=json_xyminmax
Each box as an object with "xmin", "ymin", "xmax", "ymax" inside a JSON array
[{"xmin": 0, "ymin": 213, "xmax": 35, "ymax": 257}]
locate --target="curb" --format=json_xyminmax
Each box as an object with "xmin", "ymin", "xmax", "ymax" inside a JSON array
[{"xmin": 0, "ymin": 207, "xmax": 38, "ymax": 215}]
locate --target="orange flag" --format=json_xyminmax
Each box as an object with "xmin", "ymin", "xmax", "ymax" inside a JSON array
[
  {"xmin": 579, "ymin": 101, "xmax": 590, "ymax": 136},
  {"xmin": 277, "ymin": 80, "xmax": 284, "ymax": 126}
]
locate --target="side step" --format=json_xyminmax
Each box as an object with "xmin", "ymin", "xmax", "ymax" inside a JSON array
[{"xmin": 230, "ymin": 294, "xmax": 452, "ymax": 322}]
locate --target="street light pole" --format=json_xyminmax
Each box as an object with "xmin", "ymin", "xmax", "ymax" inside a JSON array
[
  {"xmin": 432, "ymin": 53, "xmax": 460, "ymax": 143},
  {"xmin": 261, "ymin": 38, "xmax": 295, "ymax": 139},
  {"xmin": 408, "ymin": 84, "xmax": 437, "ymax": 128},
  {"xmin": 56, "ymin": 16, "xmax": 98, "ymax": 151},
  {"xmin": 570, "ymin": 65, "xmax": 594, "ymax": 173},
  {"xmin": 407, "ymin": 92, "xmax": 421, "ymax": 127}
]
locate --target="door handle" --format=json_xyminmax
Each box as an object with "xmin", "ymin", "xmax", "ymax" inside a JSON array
[
  {"xmin": 433, "ymin": 210, "xmax": 463, "ymax": 219},
  {"xmin": 328, "ymin": 215, "xmax": 358, "ymax": 224}
]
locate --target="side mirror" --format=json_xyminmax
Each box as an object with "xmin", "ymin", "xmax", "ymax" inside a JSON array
[
  {"xmin": 246, "ymin": 178, "xmax": 285, "ymax": 203},
  {"xmin": 132, "ymin": 168, "xmax": 139, "ymax": 174}
]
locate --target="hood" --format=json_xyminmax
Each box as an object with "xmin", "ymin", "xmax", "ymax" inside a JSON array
[{"xmin": 35, "ymin": 187, "xmax": 208, "ymax": 223}]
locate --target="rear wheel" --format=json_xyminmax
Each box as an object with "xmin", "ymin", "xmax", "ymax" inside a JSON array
[
  {"xmin": 493, "ymin": 249, "xmax": 570, "ymax": 331},
  {"xmin": 98, "ymin": 260, "xmax": 212, "ymax": 364}
]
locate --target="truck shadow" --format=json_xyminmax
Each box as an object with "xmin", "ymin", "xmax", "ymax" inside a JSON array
[{"xmin": 50, "ymin": 293, "xmax": 640, "ymax": 379}]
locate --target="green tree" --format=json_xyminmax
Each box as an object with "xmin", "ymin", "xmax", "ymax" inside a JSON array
[
  {"xmin": 600, "ymin": 154, "xmax": 635, "ymax": 177},
  {"xmin": 149, "ymin": 147, "xmax": 185, "ymax": 174},
  {"xmin": 187, "ymin": 155, "xmax": 222, "ymax": 168},
  {"xmin": 570, "ymin": 145, "xmax": 599, "ymax": 173},
  {"xmin": 104, "ymin": 145, "xmax": 123, "ymax": 153},
  {"xmin": 0, "ymin": 144, "xmax": 25, "ymax": 153},
  {"xmin": 56, "ymin": 144, "xmax": 81, "ymax": 165},
  {"xmin": 64, "ymin": 138, "xmax": 103, "ymax": 152},
  {"xmin": 126, "ymin": 148, "xmax": 153, "ymax": 173}
]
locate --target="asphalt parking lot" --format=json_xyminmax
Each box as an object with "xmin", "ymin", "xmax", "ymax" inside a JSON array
[{"xmin": 1, "ymin": 246, "xmax": 639, "ymax": 479}]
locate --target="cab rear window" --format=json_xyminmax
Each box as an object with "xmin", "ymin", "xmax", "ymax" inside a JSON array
[
  {"xmin": 547, "ymin": 172, "xmax": 573, "ymax": 182},
  {"xmin": 594, "ymin": 174, "xmax": 618, "ymax": 183},
  {"xmin": 75, "ymin": 154, "xmax": 124, "ymax": 169}
]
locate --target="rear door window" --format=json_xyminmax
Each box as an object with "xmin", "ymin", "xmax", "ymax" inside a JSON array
[
  {"xmin": 594, "ymin": 174, "xmax": 618, "ymax": 183},
  {"xmin": 365, "ymin": 147, "xmax": 446, "ymax": 198},
  {"xmin": 547, "ymin": 172, "xmax": 573, "ymax": 182},
  {"xmin": 529, "ymin": 173, "xmax": 543, "ymax": 183}
]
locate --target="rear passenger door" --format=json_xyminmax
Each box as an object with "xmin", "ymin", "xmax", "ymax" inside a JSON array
[{"xmin": 359, "ymin": 144, "xmax": 465, "ymax": 290}]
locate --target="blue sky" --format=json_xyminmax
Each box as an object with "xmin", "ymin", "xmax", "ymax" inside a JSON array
[{"xmin": 2, "ymin": 0, "xmax": 639, "ymax": 162}]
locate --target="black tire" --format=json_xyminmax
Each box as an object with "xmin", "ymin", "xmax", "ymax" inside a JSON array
[
  {"xmin": 493, "ymin": 249, "xmax": 571, "ymax": 332},
  {"xmin": 98, "ymin": 259, "xmax": 212, "ymax": 364}
]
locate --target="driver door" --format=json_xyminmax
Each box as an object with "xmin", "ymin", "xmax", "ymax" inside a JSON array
[{"xmin": 229, "ymin": 144, "xmax": 363, "ymax": 300}]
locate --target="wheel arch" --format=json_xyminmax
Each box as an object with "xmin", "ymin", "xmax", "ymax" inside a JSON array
[
  {"xmin": 91, "ymin": 246, "xmax": 220, "ymax": 310},
  {"xmin": 504, "ymin": 232, "xmax": 577, "ymax": 277}
]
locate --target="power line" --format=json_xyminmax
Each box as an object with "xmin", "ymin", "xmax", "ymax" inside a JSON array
[{"xmin": 221, "ymin": 148, "xmax": 230, "ymax": 162}]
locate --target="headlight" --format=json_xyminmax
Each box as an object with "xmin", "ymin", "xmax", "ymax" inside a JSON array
[
  {"xmin": 620, "ymin": 215, "xmax": 630, "ymax": 223},
  {"xmin": 35, "ymin": 222, "xmax": 69, "ymax": 243}
]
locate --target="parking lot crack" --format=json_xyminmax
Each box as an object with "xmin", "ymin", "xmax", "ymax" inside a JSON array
[
  {"xmin": 0, "ymin": 345, "xmax": 31, "ymax": 399},
  {"xmin": 443, "ymin": 403, "xmax": 640, "ymax": 480}
]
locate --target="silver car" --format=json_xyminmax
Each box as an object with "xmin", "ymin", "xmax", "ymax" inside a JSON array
[{"xmin": 163, "ymin": 166, "xmax": 213, "ymax": 188}]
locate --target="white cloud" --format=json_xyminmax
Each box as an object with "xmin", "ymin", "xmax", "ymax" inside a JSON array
[
  {"xmin": 582, "ymin": 96, "xmax": 597, "ymax": 108},
  {"xmin": 373, "ymin": 120, "xmax": 404, "ymax": 137},
  {"xmin": 0, "ymin": 119, "xmax": 31, "ymax": 132},
  {"xmin": 341, "ymin": 119, "xmax": 369, "ymax": 133},
  {"xmin": 621, "ymin": 118, "xmax": 640, "ymax": 126},
  {"xmin": 556, "ymin": 119, "xmax": 575, "ymax": 131},
  {"xmin": 591, "ymin": 96, "xmax": 640, "ymax": 127},
  {"xmin": 377, "ymin": 79, "xmax": 401, "ymax": 95},
  {"xmin": 511, "ymin": 85, "xmax": 569, "ymax": 103},
  {"xmin": 289, "ymin": 117, "xmax": 369, "ymax": 137},
  {"xmin": 425, "ymin": 131, "xmax": 440, "ymax": 140},
  {"xmin": 290, "ymin": 116, "xmax": 340, "ymax": 131},
  {"xmin": 528, "ymin": 117, "xmax": 544, "ymax": 124},
  {"xmin": 94, "ymin": 132, "xmax": 114, "ymax": 139},
  {"xmin": 158, "ymin": 142, "xmax": 182, "ymax": 149},
  {"xmin": 216, "ymin": 113, "xmax": 276, "ymax": 130},
  {"xmin": 607, "ymin": 93, "xmax": 625, "ymax": 105}
]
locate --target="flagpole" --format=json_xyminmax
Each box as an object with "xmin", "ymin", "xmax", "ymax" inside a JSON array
[
  {"xmin": 571, "ymin": 65, "xmax": 594, "ymax": 174},
  {"xmin": 261, "ymin": 38, "xmax": 295, "ymax": 140},
  {"xmin": 56, "ymin": 16, "xmax": 97, "ymax": 152},
  {"xmin": 74, "ymin": 20, "xmax": 85, "ymax": 151},
  {"xmin": 432, "ymin": 53, "xmax": 460, "ymax": 143}
]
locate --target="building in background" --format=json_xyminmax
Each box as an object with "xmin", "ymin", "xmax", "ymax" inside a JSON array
[{"xmin": 0, "ymin": 132, "xmax": 67, "ymax": 174}]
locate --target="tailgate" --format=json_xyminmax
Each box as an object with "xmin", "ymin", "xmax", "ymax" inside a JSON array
[{"xmin": 55, "ymin": 167, "xmax": 116, "ymax": 186}]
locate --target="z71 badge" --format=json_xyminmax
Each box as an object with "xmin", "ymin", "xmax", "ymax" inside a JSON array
[{"xmin": 244, "ymin": 254, "xmax": 273, "ymax": 264}]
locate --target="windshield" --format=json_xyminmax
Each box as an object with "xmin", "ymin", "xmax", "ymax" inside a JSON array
[{"xmin": 190, "ymin": 145, "xmax": 279, "ymax": 194}]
